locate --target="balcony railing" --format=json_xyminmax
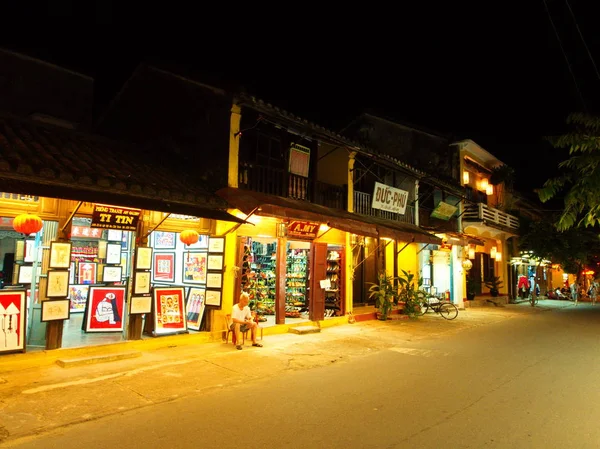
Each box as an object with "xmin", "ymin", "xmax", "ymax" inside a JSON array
[
  {"xmin": 463, "ymin": 203, "xmax": 519, "ymax": 230},
  {"xmin": 353, "ymin": 190, "xmax": 415, "ymax": 224},
  {"xmin": 239, "ymin": 163, "xmax": 346, "ymax": 210}
]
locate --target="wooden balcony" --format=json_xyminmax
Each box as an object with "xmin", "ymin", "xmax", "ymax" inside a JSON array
[
  {"xmin": 353, "ymin": 190, "xmax": 415, "ymax": 224},
  {"xmin": 463, "ymin": 203, "xmax": 519, "ymax": 230},
  {"xmin": 239, "ymin": 163, "xmax": 346, "ymax": 210}
]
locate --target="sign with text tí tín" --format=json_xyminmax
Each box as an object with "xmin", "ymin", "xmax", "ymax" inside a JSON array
[
  {"xmin": 91, "ymin": 204, "xmax": 141, "ymax": 231},
  {"xmin": 371, "ymin": 182, "xmax": 409, "ymax": 215},
  {"xmin": 287, "ymin": 221, "xmax": 320, "ymax": 239}
]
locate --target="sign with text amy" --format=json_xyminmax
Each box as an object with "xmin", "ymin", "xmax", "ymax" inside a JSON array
[
  {"xmin": 287, "ymin": 221, "xmax": 320, "ymax": 239},
  {"xmin": 91, "ymin": 204, "xmax": 141, "ymax": 231},
  {"xmin": 371, "ymin": 182, "xmax": 409, "ymax": 215}
]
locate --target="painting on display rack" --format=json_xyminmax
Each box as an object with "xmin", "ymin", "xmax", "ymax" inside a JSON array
[
  {"xmin": 152, "ymin": 287, "xmax": 187, "ymax": 335},
  {"xmin": 83, "ymin": 286, "xmax": 126, "ymax": 333},
  {"xmin": 185, "ymin": 287, "xmax": 206, "ymax": 331},
  {"xmin": 0, "ymin": 290, "xmax": 26, "ymax": 354}
]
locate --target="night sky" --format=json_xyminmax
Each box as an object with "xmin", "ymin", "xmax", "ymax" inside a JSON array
[{"xmin": 4, "ymin": 1, "xmax": 600, "ymax": 194}]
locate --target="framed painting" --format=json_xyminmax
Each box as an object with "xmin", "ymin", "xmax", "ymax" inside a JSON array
[
  {"xmin": 153, "ymin": 231, "xmax": 176, "ymax": 250},
  {"xmin": 107, "ymin": 229, "xmax": 123, "ymax": 242},
  {"xmin": 69, "ymin": 261, "xmax": 76, "ymax": 284},
  {"xmin": 24, "ymin": 239, "xmax": 35, "ymax": 263},
  {"xmin": 14, "ymin": 240, "xmax": 24, "ymax": 262},
  {"xmin": 152, "ymin": 286, "xmax": 187, "ymax": 335},
  {"xmin": 208, "ymin": 237, "xmax": 225, "ymax": 253},
  {"xmin": 152, "ymin": 252, "xmax": 176, "ymax": 283},
  {"xmin": 49, "ymin": 242, "xmax": 72, "ymax": 269},
  {"xmin": 0, "ymin": 290, "xmax": 26, "ymax": 353},
  {"xmin": 41, "ymin": 299, "xmax": 70, "ymax": 322},
  {"xmin": 185, "ymin": 287, "xmax": 206, "ymax": 331},
  {"xmin": 182, "ymin": 251, "xmax": 207, "ymax": 284},
  {"xmin": 184, "ymin": 234, "xmax": 209, "ymax": 249},
  {"xmin": 206, "ymin": 272, "xmax": 223, "ymax": 289},
  {"xmin": 121, "ymin": 232, "xmax": 129, "ymax": 250},
  {"xmin": 207, "ymin": 254, "xmax": 223, "ymax": 271},
  {"xmin": 121, "ymin": 252, "xmax": 129, "ymax": 277},
  {"xmin": 130, "ymin": 296, "xmax": 152, "ymax": 314},
  {"xmin": 102, "ymin": 265, "xmax": 122, "ymax": 283},
  {"xmin": 68, "ymin": 284, "xmax": 90, "ymax": 312},
  {"xmin": 26, "ymin": 288, "xmax": 39, "ymax": 306},
  {"xmin": 46, "ymin": 270, "xmax": 70, "ymax": 298},
  {"xmin": 205, "ymin": 289, "xmax": 222, "ymax": 308},
  {"xmin": 78, "ymin": 262, "xmax": 97, "ymax": 285},
  {"xmin": 17, "ymin": 265, "xmax": 33, "ymax": 284},
  {"xmin": 135, "ymin": 247, "xmax": 153, "ymax": 270},
  {"xmin": 84, "ymin": 286, "xmax": 126, "ymax": 332},
  {"xmin": 105, "ymin": 243, "xmax": 121, "ymax": 264},
  {"xmin": 134, "ymin": 271, "xmax": 151, "ymax": 295}
]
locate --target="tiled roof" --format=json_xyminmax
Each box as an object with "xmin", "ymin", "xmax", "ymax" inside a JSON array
[
  {"xmin": 236, "ymin": 94, "xmax": 462, "ymax": 194},
  {"xmin": 0, "ymin": 115, "xmax": 243, "ymax": 221}
]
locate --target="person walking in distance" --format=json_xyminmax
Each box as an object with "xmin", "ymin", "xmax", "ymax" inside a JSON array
[{"xmin": 570, "ymin": 280, "xmax": 579, "ymax": 306}]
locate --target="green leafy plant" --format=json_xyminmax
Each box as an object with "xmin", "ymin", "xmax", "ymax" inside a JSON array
[
  {"xmin": 368, "ymin": 271, "xmax": 397, "ymax": 320},
  {"xmin": 484, "ymin": 276, "xmax": 504, "ymax": 297},
  {"xmin": 396, "ymin": 269, "xmax": 424, "ymax": 318},
  {"xmin": 466, "ymin": 275, "xmax": 481, "ymax": 299}
]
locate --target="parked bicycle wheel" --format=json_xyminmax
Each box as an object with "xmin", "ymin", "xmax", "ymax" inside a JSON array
[
  {"xmin": 438, "ymin": 303, "xmax": 458, "ymax": 320},
  {"xmin": 529, "ymin": 295, "xmax": 538, "ymax": 307}
]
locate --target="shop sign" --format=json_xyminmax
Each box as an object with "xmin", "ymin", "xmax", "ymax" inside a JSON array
[
  {"xmin": 371, "ymin": 182, "xmax": 409, "ymax": 215},
  {"xmin": 0, "ymin": 217, "xmax": 14, "ymax": 229},
  {"xmin": 91, "ymin": 204, "xmax": 141, "ymax": 231},
  {"xmin": 71, "ymin": 225, "xmax": 103, "ymax": 239},
  {"xmin": 287, "ymin": 220, "xmax": 320, "ymax": 239},
  {"xmin": 430, "ymin": 201, "xmax": 458, "ymax": 220}
]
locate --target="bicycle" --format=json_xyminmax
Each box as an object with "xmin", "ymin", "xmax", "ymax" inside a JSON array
[{"xmin": 418, "ymin": 295, "xmax": 459, "ymax": 320}]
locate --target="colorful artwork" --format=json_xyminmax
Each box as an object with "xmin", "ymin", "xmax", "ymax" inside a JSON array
[
  {"xmin": 68, "ymin": 284, "xmax": 90, "ymax": 312},
  {"xmin": 152, "ymin": 252, "xmax": 175, "ymax": 283},
  {"xmin": 182, "ymin": 251, "xmax": 207, "ymax": 284},
  {"xmin": 0, "ymin": 290, "xmax": 26, "ymax": 354},
  {"xmin": 153, "ymin": 231, "xmax": 176, "ymax": 249},
  {"xmin": 84, "ymin": 286, "xmax": 126, "ymax": 333},
  {"xmin": 152, "ymin": 287, "xmax": 187, "ymax": 335},
  {"xmin": 78, "ymin": 262, "xmax": 97, "ymax": 285},
  {"xmin": 186, "ymin": 287, "xmax": 206, "ymax": 331}
]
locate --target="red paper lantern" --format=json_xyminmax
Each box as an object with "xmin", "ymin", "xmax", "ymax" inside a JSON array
[
  {"xmin": 13, "ymin": 213, "xmax": 43, "ymax": 235},
  {"xmin": 180, "ymin": 229, "xmax": 199, "ymax": 245}
]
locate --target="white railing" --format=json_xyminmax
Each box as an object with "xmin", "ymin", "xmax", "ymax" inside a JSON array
[
  {"xmin": 463, "ymin": 203, "xmax": 519, "ymax": 230},
  {"xmin": 353, "ymin": 191, "xmax": 415, "ymax": 224}
]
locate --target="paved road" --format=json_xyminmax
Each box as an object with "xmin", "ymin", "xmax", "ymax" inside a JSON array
[{"xmin": 1, "ymin": 300, "xmax": 599, "ymax": 448}]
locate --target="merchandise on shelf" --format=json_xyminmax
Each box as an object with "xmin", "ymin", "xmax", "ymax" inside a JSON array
[
  {"xmin": 325, "ymin": 248, "xmax": 342, "ymax": 317},
  {"xmin": 285, "ymin": 248, "xmax": 308, "ymax": 317}
]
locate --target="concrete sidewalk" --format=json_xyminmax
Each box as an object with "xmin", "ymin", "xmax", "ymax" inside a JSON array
[{"xmin": 0, "ymin": 299, "xmax": 575, "ymax": 447}]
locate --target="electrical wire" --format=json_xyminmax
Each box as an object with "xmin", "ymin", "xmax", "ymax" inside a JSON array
[
  {"xmin": 542, "ymin": 0, "xmax": 588, "ymax": 111},
  {"xmin": 565, "ymin": 0, "xmax": 600, "ymax": 85}
]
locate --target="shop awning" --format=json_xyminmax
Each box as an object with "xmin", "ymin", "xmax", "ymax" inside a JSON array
[
  {"xmin": 217, "ymin": 187, "xmax": 441, "ymax": 244},
  {"xmin": 0, "ymin": 116, "xmax": 245, "ymax": 223}
]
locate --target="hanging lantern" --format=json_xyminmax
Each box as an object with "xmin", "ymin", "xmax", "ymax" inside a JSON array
[
  {"xmin": 462, "ymin": 259, "xmax": 473, "ymax": 271},
  {"xmin": 13, "ymin": 213, "xmax": 43, "ymax": 235},
  {"xmin": 179, "ymin": 229, "xmax": 199, "ymax": 245}
]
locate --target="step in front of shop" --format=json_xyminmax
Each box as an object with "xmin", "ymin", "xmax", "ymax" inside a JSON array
[
  {"xmin": 288, "ymin": 325, "xmax": 321, "ymax": 335},
  {"xmin": 56, "ymin": 350, "xmax": 142, "ymax": 368},
  {"xmin": 465, "ymin": 296, "xmax": 509, "ymax": 308}
]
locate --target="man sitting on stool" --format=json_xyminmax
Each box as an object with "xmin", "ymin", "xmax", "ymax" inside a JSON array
[{"xmin": 231, "ymin": 292, "xmax": 262, "ymax": 350}]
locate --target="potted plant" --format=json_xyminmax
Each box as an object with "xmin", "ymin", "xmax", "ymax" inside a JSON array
[
  {"xmin": 396, "ymin": 269, "xmax": 424, "ymax": 318},
  {"xmin": 368, "ymin": 271, "xmax": 396, "ymax": 320},
  {"xmin": 484, "ymin": 276, "xmax": 504, "ymax": 297},
  {"xmin": 466, "ymin": 275, "xmax": 481, "ymax": 300}
]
